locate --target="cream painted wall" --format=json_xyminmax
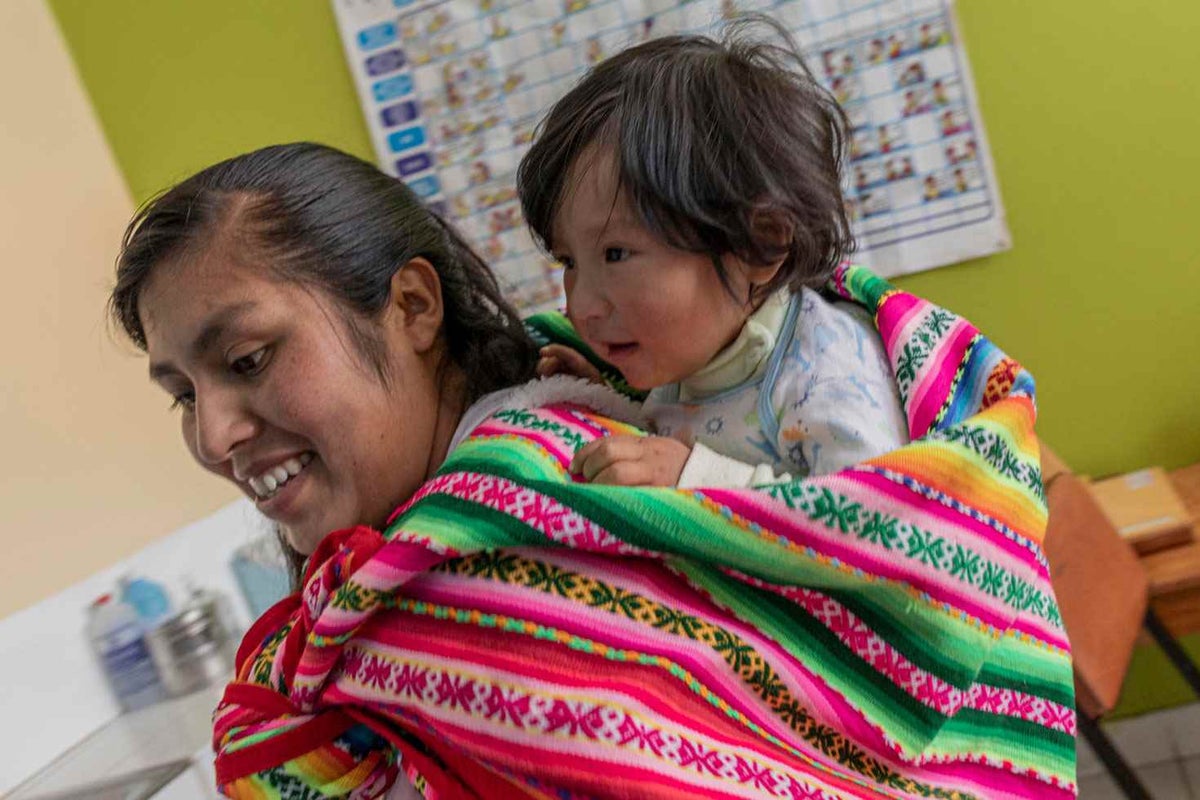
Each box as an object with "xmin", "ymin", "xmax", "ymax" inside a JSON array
[{"xmin": 0, "ymin": 0, "xmax": 236, "ymax": 619}]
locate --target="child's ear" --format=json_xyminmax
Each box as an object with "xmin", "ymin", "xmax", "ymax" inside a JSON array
[
  {"xmin": 387, "ymin": 257, "xmax": 444, "ymax": 353},
  {"xmin": 749, "ymin": 208, "xmax": 795, "ymax": 278}
]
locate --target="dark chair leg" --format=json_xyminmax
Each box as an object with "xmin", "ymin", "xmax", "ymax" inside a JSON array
[
  {"xmin": 1077, "ymin": 713, "xmax": 1154, "ymax": 799},
  {"xmin": 1143, "ymin": 607, "xmax": 1200, "ymax": 697}
]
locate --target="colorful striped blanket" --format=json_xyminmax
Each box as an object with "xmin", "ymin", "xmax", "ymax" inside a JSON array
[{"xmin": 213, "ymin": 265, "xmax": 1075, "ymax": 799}]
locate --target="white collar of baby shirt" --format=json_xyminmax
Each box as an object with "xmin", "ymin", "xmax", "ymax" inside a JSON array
[{"xmin": 677, "ymin": 288, "xmax": 790, "ymax": 403}]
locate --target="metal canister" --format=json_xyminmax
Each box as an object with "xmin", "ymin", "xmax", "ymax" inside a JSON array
[{"xmin": 145, "ymin": 589, "xmax": 237, "ymax": 697}]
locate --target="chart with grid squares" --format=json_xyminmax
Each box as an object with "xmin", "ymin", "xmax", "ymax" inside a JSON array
[{"xmin": 333, "ymin": 0, "xmax": 1008, "ymax": 314}]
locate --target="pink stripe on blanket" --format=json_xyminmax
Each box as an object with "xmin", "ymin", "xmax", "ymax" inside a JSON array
[
  {"xmin": 909, "ymin": 321, "xmax": 978, "ymax": 437},
  {"xmin": 698, "ymin": 485, "xmax": 1021, "ymax": 635},
  {"xmin": 333, "ymin": 692, "xmax": 850, "ymax": 800},
  {"xmin": 338, "ymin": 634, "xmax": 802, "ymax": 763},
  {"xmin": 470, "ymin": 423, "xmax": 572, "ymax": 468},
  {"xmin": 963, "ymin": 682, "xmax": 1076, "ymax": 736},
  {"xmin": 846, "ymin": 471, "xmax": 1069, "ymax": 651},
  {"xmin": 328, "ymin": 649, "xmax": 871, "ymax": 800},
  {"xmin": 518, "ymin": 548, "xmax": 894, "ymax": 745},
  {"xmin": 390, "ymin": 569, "xmax": 889, "ymax": 759},
  {"xmin": 410, "ymin": 471, "xmax": 645, "ymax": 554},
  {"xmin": 747, "ymin": 582, "xmax": 1071, "ymax": 738},
  {"xmin": 542, "ymin": 404, "xmax": 613, "ymax": 441},
  {"xmin": 875, "ymin": 292, "xmax": 924, "ymax": 356},
  {"xmin": 703, "ymin": 468, "xmax": 1065, "ymax": 651},
  {"xmin": 846, "ymin": 468, "xmax": 1037, "ymax": 564},
  {"xmin": 919, "ymin": 758, "xmax": 1077, "ymax": 800}
]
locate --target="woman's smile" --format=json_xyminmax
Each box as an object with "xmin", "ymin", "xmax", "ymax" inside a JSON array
[{"xmin": 244, "ymin": 451, "xmax": 312, "ymax": 499}]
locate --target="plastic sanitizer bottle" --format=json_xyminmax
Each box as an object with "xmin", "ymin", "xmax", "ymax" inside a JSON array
[{"xmin": 86, "ymin": 593, "xmax": 166, "ymax": 712}]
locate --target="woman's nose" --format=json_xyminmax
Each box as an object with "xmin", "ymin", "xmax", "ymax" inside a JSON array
[{"xmin": 190, "ymin": 388, "xmax": 258, "ymax": 466}]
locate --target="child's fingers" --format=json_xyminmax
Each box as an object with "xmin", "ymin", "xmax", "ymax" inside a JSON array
[
  {"xmin": 554, "ymin": 346, "xmax": 599, "ymax": 379},
  {"xmin": 540, "ymin": 344, "xmax": 602, "ymax": 383},
  {"xmin": 573, "ymin": 435, "xmax": 691, "ymax": 486},
  {"xmin": 536, "ymin": 354, "xmax": 562, "ymax": 377},
  {"xmin": 570, "ymin": 435, "xmax": 643, "ymax": 480},
  {"xmin": 590, "ymin": 460, "xmax": 653, "ymax": 486},
  {"xmin": 540, "ymin": 343, "xmax": 579, "ymax": 363}
]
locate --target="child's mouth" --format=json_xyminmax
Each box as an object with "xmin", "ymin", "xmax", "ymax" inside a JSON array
[{"xmin": 604, "ymin": 342, "xmax": 638, "ymax": 361}]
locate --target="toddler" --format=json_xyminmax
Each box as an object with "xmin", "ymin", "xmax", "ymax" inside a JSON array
[{"xmin": 516, "ymin": 16, "xmax": 909, "ymax": 487}]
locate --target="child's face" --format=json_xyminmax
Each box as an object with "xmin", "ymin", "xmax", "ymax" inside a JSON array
[{"xmin": 551, "ymin": 147, "xmax": 759, "ymax": 391}]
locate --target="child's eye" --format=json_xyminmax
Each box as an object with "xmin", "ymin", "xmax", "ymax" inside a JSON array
[
  {"xmin": 169, "ymin": 391, "xmax": 196, "ymax": 413},
  {"xmin": 229, "ymin": 346, "xmax": 270, "ymax": 377},
  {"xmin": 604, "ymin": 247, "xmax": 630, "ymax": 263}
]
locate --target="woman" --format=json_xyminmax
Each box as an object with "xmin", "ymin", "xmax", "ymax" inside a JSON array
[
  {"xmin": 111, "ymin": 142, "xmax": 540, "ymax": 583},
  {"xmin": 113, "ymin": 143, "xmax": 1074, "ymax": 798}
]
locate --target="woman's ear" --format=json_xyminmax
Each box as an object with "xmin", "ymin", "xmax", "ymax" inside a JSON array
[{"xmin": 387, "ymin": 257, "xmax": 444, "ymax": 353}]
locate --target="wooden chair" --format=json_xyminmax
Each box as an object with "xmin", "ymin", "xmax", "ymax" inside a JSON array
[{"xmin": 1042, "ymin": 447, "xmax": 1200, "ymax": 799}]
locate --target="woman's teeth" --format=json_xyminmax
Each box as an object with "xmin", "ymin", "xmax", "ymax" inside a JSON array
[{"xmin": 249, "ymin": 452, "xmax": 313, "ymax": 499}]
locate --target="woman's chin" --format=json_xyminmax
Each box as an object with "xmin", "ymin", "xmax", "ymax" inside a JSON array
[
  {"xmin": 279, "ymin": 515, "xmax": 328, "ymax": 558},
  {"xmin": 250, "ymin": 469, "xmax": 326, "ymax": 555}
]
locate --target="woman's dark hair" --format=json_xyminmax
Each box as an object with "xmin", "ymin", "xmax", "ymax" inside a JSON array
[
  {"xmin": 517, "ymin": 14, "xmax": 853, "ymax": 299},
  {"xmin": 110, "ymin": 142, "xmax": 539, "ymax": 585}
]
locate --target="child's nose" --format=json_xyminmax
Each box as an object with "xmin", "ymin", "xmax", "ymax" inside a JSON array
[{"xmin": 565, "ymin": 266, "xmax": 611, "ymax": 322}]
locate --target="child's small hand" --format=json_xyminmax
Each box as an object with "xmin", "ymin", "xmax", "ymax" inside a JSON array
[
  {"xmin": 537, "ymin": 344, "xmax": 603, "ymax": 384},
  {"xmin": 570, "ymin": 435, "xmax": 691, "ymax": 486}
]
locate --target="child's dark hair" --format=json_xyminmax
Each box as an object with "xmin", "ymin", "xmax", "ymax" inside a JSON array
[
  {"xmin": 110, "ymin": 142, "xmax": 539, "ymax": 585},
  {"xmin": 517, "ymin": 14, "xmax": 853, "ymax": 299}
]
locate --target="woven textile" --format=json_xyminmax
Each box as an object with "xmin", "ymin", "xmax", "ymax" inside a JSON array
[{"xmin": 213, "ymin": 265, "xmax": 1075, "ymax": 799}]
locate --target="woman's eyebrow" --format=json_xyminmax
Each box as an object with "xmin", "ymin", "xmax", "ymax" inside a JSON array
[{"xmin": 148, "ymin": 301, "xmax": 258, "ymax": 380}]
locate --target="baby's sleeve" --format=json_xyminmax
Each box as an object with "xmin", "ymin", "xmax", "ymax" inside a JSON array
[{"xmin": 677, "ymin": 441, "xmax": 792, "ymax": 488}]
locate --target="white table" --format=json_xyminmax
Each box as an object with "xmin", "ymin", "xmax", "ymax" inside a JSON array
[{"xmin": 6, "ymin": 685, "xmax": 222, "ymax": 800}]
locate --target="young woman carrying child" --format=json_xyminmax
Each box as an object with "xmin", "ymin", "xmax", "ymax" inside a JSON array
[{"xmin": 108, "ymin": 19, "xmax": 1071, "ymax": 800}]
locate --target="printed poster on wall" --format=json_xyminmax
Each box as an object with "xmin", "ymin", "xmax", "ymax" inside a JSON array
[{"xmin": 332, "ymin": 0, "xmax": 1010, "ymax": 315}]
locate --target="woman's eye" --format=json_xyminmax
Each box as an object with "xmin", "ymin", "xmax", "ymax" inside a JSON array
[
  {"xmin": 604, "ymin": 247, "xmax": 630, "ymax": 263},
  {"xmin": 229, "ymin": 347, "xmax": 270, "ymax": 377},
  {"xmin": 169, "ymin": 392, "xmax": 195, "ymax": 413}
]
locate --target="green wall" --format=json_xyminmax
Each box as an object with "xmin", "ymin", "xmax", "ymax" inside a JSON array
[
  {"xmin": 51, "ymin": 1, "xmax": 374, "ymax": 196},
  {"xmin": 49, "ymin": 0, "xmax": 1200, "ymax": 717},
  {"xmin": 51, "ymin": 0, "xmax": 1199, "ymax": 477},
  {"xmin": 897, "ymin": 2, "xmax": 1200, "ymax": 480}
]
